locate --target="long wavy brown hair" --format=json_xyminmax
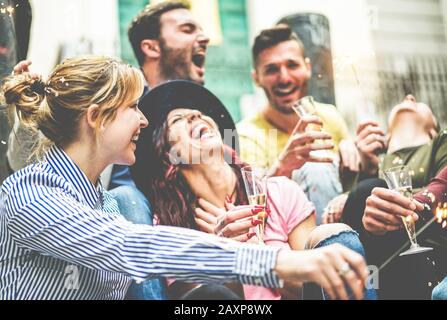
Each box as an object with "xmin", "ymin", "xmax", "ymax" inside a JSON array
[{"xmin": 146, "ymin": 120, "xmax": 249, "ymax": 230}]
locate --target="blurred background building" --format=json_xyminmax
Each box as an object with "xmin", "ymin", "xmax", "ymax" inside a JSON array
[{"xmin": 1, "ymin": 0, "xmax": 447, "ymax": 182}]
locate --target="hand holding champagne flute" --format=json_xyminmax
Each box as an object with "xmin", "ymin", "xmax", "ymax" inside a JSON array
[
  {"xmin": 383, "ymin": 166, "xmax": 433, "ymax": 256},
  {"xmin": 292, "ymin": 96, "xmax": 334, "ymax": 161},
  {"xmin": 241, "ymin": 167, "xmax": 268, "ymax": 244}
]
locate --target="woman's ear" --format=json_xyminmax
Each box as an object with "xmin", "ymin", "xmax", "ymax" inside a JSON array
[{"xmin": 86, "ymin": 104, "xmax": 100, "ymax": 131}]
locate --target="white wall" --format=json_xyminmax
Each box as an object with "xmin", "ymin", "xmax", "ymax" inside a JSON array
[{"xmin": 28, "ymin": 0, "xmax": 120, "ymax": 77}]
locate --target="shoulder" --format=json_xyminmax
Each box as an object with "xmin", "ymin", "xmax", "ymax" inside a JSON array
[
  {"xmin": 1, "ymin": 162, "xmax": 72, "ymax": 214},
  {"xmin": 267, "ymin": 176, "xmax": 303, "ymax": 197},
  {"xmin": 237, "ymin": 113, "xmax": 272, "ymax": 135}
]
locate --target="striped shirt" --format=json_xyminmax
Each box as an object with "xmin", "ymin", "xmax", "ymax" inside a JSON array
[{"xmin": 0, "ymin": 146, "xmax": 282, "ymax": 300}]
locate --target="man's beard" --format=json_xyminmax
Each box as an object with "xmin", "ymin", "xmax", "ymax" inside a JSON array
[
  {"xmin": 159, "ymin": 39, "xmax": 194, "ymax": 83},
  {"xmin": 266, "ymin": 91, "xmax": 296, "ymax": 115},
  {"xmin": 272, "ymin": 101, "xmax": 296, "ymax": 114},
  {"xmin": 265, "ymin": 83, "xmax": 307, "ymax": 115}
]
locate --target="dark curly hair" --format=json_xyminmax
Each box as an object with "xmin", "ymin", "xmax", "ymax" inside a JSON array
[{"xmin": 144, "ymin": 120, "xmax": 249, "ymax": 230}]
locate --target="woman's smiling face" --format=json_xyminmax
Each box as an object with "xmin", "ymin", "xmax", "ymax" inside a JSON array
[{"xmin": 166, "ymin": 108, "xmax": 223, "ymax": 165}]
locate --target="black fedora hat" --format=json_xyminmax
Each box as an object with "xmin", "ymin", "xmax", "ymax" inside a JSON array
[
  {"xmin": 131, "ymin": 80, "xmax": 239, "ymax": 193},
  {"xmin": 137, "ymin": 80, "xmax": 238, "ymax": 141}
]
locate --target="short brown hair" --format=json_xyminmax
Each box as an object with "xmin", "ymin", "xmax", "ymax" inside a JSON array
[
  {"xmin": 252, "ymin": 25, "xmax": 306, "ymax": 68},
  {"xmin": 128, "ymin": 0, "xmax": 191, "ymax": 66}
]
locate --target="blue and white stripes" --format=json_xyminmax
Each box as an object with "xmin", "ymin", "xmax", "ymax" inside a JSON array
[{"xmin": 0, "ymin": 146, "xmax": 282, "ymax": 300}]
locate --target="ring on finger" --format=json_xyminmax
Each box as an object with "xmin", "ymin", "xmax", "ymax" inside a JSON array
[
  {"xmin": 338, "ymin": 262, "xmax": 351, "ymax": 277},
  {"xmin": 216, "ymin": 229, "xmax": 227, "ymax": 238},
  {"xmin": 217, "ymin": 215, "xmax": 227, "ymax": 229}
]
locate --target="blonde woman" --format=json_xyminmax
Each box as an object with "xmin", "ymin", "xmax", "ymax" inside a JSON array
[{"xmin": 0, "ymin": 56, "xmax": 368, "ymax": 300}]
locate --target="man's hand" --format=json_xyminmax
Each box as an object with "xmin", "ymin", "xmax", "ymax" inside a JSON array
[
  {"xmin": 354, "ymin": 121, "xmax": 386, "ymax": 175},
  {"xmin": 273, "ymin": 115, "xmax": 334, "ymax": 178},
  {"xmin": 194, "ymin": 198, "xmax": 265, "ymax": 242},
  {"xmin": 339, "ymin": 139, "xmax": 360, "ymax": 172},
  {"xmin": 363, "ymin": 187, "xmax": 424, "ymax": 236}
]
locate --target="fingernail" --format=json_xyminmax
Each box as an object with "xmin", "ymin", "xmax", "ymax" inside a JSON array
[
  {"xmin": 247, "ymin": 232, "xmax": 256, "ymax": 239},
  {"xmin": 410, "ymin": 203, "xmax": 416, "ymax": 211},
  {"xmin": 225, "ymin": 195, "xmax": 231, "ymax": 203},
  {"xmin": 251, "ymin": 207, "xmax": 264, "ymax": 214},
  {"xmin": 252, "ymin": 218, "xmax": 262, "ymax": 226}
]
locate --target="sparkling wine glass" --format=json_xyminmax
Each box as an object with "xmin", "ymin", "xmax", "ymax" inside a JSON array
[
  {"xmin": 383, "ymin": 165, "xmax": 433, "ymax": 256},
  {"xmin": 241, "ymin": 166, "xmax": 268, "ymax": 245}
]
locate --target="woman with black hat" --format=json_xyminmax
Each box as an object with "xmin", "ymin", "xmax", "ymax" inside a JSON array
[{"xmin": 130, "ymin": 80, "xmax": 376, "ymax": 300}]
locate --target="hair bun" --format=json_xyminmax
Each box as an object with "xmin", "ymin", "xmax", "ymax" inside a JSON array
[{"xmin": 30, "ymin": 79, "xmax": 47, "ymax": 95}]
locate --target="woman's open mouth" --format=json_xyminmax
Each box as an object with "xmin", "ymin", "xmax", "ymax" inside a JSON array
[{"xmin": 190, "ymin": 123, "xmax": 215, "ymax": 140}]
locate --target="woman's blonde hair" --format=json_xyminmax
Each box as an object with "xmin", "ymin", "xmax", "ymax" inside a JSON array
[{"xmin": 1, "ymin": 55, "xmax": 144, "ymax": 155}]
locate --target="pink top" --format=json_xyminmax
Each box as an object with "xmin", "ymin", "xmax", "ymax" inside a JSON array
[
  {"xmin": 160, "ymin": 176, "xmax": 315, "ymax": 299},
  {"xmin": 243, "ymin": 176, "xmax": 315, "ymax": 300}
]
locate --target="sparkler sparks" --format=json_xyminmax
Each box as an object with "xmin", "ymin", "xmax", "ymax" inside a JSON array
[
  {"xmin": 435, "ymin": 203, "xmax": 447, "ymax": 228},
  {"xmin": 421, "ymin": 189, "xmax": 436, "ymax": 204},
  {"xmin": 0, "ymin": 4, "xmax": 14, "ymax": 16}
]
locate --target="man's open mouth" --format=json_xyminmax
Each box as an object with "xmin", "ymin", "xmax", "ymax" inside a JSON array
[
  {"xmin": 274, "ymin": 86, "xmax": 299, "ymax": 97},
  {"xmin": 192, "ymin": 53, "xmax": 206, "ymax": 69}
]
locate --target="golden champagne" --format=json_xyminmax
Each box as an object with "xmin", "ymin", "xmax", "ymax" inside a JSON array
[{"xmin": 395, "ymin": 186, "xmax": 417, "ymax": 244}]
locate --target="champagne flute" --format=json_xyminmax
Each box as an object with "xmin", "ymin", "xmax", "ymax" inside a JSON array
[
  {"xmin": 241, "ymin": 166, "xmax": 268, "ymax": 245},
  {"xmin": 383, "ymin": 166, "xmax": 433, "ymax": 256},
  {"xmin": 292, "ymin": 96, "xmax": 334, "ymax": 160}
]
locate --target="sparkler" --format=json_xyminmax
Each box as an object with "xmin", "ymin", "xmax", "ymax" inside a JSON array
[
  {"xmin": 333, "ymin": 55, "xmax": 373, "ymax": 121},
  {"xmin": 435, "ymin": 203, "xmax": 447, "ymax": 229},
  {"xmin": 0, "ymin": 3, "xmax": 14, "ymax": 16}
]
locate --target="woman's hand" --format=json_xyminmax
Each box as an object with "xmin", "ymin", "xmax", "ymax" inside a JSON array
[
  {"xmin": 322, "ymin": 194, "xmax": 348, "ymax": 224},
  {"xmin": 194, "ymin": 198, "xmax": 266, "ymax": 242},
  {"xmin": 275, "ymin": 243, "xmax": 369, "ymax": 300},
  {"xmin": 12, "ymin": 60, "xmax": 39, "ymax": 79}
]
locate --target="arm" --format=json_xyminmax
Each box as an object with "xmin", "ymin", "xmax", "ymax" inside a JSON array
[
  {"xmin": 3, "ymin": 184, "xmax": 280, "ymax": 287},
  {"xmin": 280, "ymin": 213, "xmax": 316, "ymax": 300},
  {"xmin": 6, "ymin": 61, "xmax": 43, "ymax": 172},
  {"xmin": 413, "ymin": 165, "xmax": 447, "ymax": 209},
  {"xmin": 432, "ymin": 131, "xmax": 447, "ymax": 176}
]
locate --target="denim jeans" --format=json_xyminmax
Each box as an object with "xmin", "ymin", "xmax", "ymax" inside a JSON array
[
  {"xmin": 292, "ymin": 162, "xmax": 343, "ymax": 225},
  {"xmin": 432, "ymin": 276, "xmax": 447, "ymax": 300},
  {"xmin": 309, "ymin": 230, "xmax": 377, "ymax": 300},
  {"xmin": 109, "ymin": 186, "xmax": 167, "ymax": 300}
]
